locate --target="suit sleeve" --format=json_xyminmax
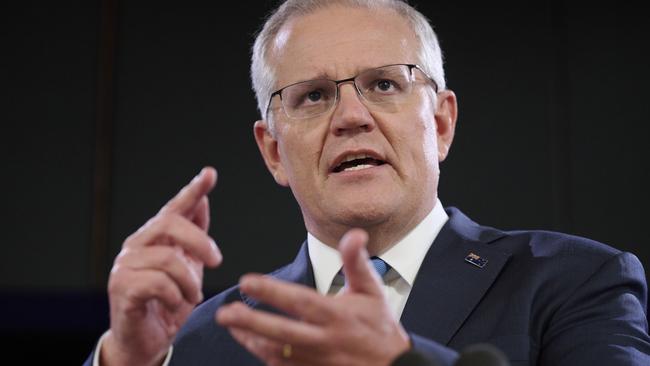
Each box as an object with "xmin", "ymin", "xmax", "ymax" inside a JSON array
[{"xmin": 538, "ymin": 252, "xmax": 650, "ymax": 365}]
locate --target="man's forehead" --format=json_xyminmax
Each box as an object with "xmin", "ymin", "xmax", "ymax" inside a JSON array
[{"xmin": 268, "ymin": 6, "xmax": 417, "ymax": 86}]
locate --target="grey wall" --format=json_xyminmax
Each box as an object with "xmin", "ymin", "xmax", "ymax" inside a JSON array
[{"xmin": 1, "ymin": 1, "xmax": 648, "ymax": 363}]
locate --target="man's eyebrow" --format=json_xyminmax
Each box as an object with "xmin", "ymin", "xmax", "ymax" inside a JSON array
[
  {"xmin": 294, "ymin": 67, "xmax": 370, "ymax": 83},
  {"xmin": 306, "ymin": 71, "xmax": 333, "ymax": 80},
  {"xmin": 280, "ymin": 71, "xmax": 332, "ymax": 87},
  {"xmin": 307, "ymin": 66, "xmax": 374, "ymax": 81}
]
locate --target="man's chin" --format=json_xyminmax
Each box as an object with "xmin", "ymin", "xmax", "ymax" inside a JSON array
[{"xmin": 329, "ymin": 200, "xmax": 396, "ymax": 228}]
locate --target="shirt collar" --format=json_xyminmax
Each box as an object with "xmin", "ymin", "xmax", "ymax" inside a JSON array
[{"xmin": 307, "ymin": 199, "xmax": 449, "ymax": 295}]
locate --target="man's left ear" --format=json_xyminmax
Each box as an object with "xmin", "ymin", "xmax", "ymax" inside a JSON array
[{"xmin": 434, "ymin": 90, "xmax": 458, "ymax": 162}]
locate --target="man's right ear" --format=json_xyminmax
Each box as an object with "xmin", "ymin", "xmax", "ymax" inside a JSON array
[{"xmin": 253, "ymin": 120, "xmax": 289, "ymax": 186}]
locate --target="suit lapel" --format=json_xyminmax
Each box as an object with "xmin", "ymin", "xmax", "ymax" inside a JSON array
[
  {"xmin": 401, "ymin": 208, "xmax": 511, "ymax": 345},
  {"xmin": 239, "ymin": 242, "xmax": 314, "ymax": 310}
]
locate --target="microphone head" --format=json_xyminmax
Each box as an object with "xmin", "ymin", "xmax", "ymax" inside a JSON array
[
  {"xmin": 391, "ymin": 349, "xmax": 442, "ymax": 366},
  {"xmin": 454, "ymin": 343, "xmax": 510, "ymax": 366}
]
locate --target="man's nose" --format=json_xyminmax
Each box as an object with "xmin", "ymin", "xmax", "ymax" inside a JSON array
[{"xmin": 329, "ymin": 83, "xmax": 376, "ymax": 136}]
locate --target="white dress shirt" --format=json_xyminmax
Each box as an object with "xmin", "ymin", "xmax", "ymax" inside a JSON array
[
  {"xmin": 308, "ymin": 199, "xmax": 449, "ymax": 319},
  {"xmin": 94, "ymin": 200, "xmax": 449, "ymax": 365}
]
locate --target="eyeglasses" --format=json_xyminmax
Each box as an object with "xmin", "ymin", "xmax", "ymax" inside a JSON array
[{"xmin": 266, "ymin": 64, "xmax": 438, "ymax": 120}]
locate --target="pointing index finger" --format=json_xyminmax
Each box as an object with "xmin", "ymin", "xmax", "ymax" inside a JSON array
[
  {"xmin": 162, "ymin": 167, "xmax": 217, "ymax": 217},
  {"xmin": 339, "ymin": 228, "xmax": 384, "ymax": 297}
]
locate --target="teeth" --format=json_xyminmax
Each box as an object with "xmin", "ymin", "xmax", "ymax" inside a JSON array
[
  {"xmin": 343, "ymin": 164, "xmax": 374, "ymax": 172},
  {"xmin": 342, "ymin": 154, "xmax": 371, "ymax": 163}
]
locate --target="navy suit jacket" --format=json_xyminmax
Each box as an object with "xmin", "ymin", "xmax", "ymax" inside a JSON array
[{"xmin": 87, "ymin": 208, "xmax": 650, "ymax": 365}]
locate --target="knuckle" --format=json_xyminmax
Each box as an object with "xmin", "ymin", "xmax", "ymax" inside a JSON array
[
  {"xmin": 272, "ymin": 325, "xmax": 291, "ymax": 340},
  {"xmin": 159, "ymin": 247, "xmax": 178, "ymax": 267},
  {"xmin": 292, "ymin": 295, "xmax": 312, "ymax": 313},
  {"xmin": 149, "ymin": 215, "xmax": 181, "ymax": 246},
  {"xmin": 107, "ymin": 270, "xmax": 124, "ymax": 294},
  {"xmin": 123, "ymin": 232, "xmax": 136, "ymax": 246},
  {"xmin": 154, "ymin": 276, "xmax": 181, "ymax": 302},
  {"xmin": 151, "ymin": 275, "xmax": 169, "ymax": 295},
  {"xmin": 122, "ymin": 283, "xmax": 142, "ymax": 303},
  {"xmin": 153, "ymin": 276, "xmax": 181, "ymax": 305},
  {"xmin": 167, "ymin": 288, "xmax": 183, "ymax": 308},
  {"xmin": 152, "ymin": 214, "xmax": 172, "ymax": 233},
  {"xmin": 113, "ymin": 247, "xmax": 132, "ymax": 263},
  {"xmin": 123, "ymin": 229, "xmax": 144, "ymax": 248}
]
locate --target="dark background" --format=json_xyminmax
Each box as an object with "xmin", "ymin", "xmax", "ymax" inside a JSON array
[{"xmin": 2, "ymin": 0, "xmax": 648, "ymax": 363}]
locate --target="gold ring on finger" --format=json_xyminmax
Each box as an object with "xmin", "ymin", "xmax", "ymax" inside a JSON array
[{"xmin": 282, "ymin": 343, "xmax": 292, "ymax": 359}]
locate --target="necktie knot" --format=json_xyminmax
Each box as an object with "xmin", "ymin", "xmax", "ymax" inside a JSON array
[
  {"xmin": 332, "ymin": 257, "xmax": 391, "ymax": 289},
  {"xmin": 370, "ymin": 256, "xmax": 390, "ymax": 277}
]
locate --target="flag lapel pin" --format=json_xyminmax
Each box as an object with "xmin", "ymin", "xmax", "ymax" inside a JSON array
[{"xmin": 465, "ymin": 252, "xmax": 488, "ymax": 268}]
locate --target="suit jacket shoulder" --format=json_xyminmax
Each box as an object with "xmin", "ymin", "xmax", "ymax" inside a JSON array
[{"xmin": 406, "ymin": 207, "xmax": 649, "ymax": 365}]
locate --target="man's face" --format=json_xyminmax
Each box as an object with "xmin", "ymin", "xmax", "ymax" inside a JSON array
[{"xmin": 254, "ymin": 5, "xmax": 457, "ymax": 247}]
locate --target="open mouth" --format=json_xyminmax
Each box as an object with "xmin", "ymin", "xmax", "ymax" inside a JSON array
[{"xmin": 332, "ymin": 154, "xmax": 387, "ymax": 173}]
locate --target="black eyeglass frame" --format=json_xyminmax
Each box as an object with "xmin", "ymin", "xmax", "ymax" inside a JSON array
[{"xmin": 264, "ymin": 63, "xmax": 439, "ymax": 119}]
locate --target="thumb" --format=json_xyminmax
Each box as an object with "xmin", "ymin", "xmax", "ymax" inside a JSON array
[{"xmin": 339, "ymin": 228, "xmax": 383, "ymax": 297}]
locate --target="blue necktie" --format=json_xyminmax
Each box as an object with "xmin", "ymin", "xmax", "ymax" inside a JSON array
[
  {"xmin": 334, "ymin": 257, "xmax": 391, "ymax": 288},
  {"xmin": 370, "ymin": 256, "xmax": 390, "ymax": 277}
]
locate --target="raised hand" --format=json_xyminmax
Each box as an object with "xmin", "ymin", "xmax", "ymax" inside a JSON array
[
  {"xmin": 101, "ymin": 167, "xmax": 223, "ymax": 366},
  {"xmin": 216, "ymin": 228, "xmax": 410, "ymax": 366}
]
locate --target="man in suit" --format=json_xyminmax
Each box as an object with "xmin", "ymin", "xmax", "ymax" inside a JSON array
[{"xmin": 87, "ymin": 0, "xmax": 650, "ymax": 365}]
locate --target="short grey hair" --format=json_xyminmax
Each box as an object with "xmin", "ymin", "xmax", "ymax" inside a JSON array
[{"xmin": 250, "ymin": 0, "xmax": 446, "ymax": 130}]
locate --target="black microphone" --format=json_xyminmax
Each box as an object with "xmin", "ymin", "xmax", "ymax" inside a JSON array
[
  {"xmin": 391, "ymin": 343, "xmax": 510, "ymax": 366},
  {"xmin": 454, "ymin": 343, "xmax": 510, "ymax": 366},
  {"xmin": 391, "ymin": 349, "xmax": 442, "ymax": 366}
]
